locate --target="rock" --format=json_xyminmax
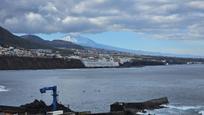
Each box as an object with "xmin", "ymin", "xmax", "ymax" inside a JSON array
[
  {"xmin": 20, "ymin": 99, "xmax": 72, "ymax": 114},
  {"xmin": 110, "ymin": 97, "xmax": 169, "ymax": 112}
]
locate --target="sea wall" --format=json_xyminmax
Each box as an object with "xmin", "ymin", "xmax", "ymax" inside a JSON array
[{"xmin": 0, "ymin": 56, "xmax": 85, "ymax": 70}]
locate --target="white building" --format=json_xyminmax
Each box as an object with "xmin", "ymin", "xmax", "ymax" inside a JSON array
[{"xmin": 82, "ymin": 58, "xmax": 119, "ymax": 67}]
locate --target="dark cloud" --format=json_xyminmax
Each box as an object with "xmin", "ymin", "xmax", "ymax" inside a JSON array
[{"xmin": 0, "ymin": 0, "xmax": 204, "ymax": 39}]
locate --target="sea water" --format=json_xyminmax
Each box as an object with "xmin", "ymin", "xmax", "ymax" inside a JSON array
[{"xmin": 0, "ymin": 64, "xmax": 204, "ymax": 114}]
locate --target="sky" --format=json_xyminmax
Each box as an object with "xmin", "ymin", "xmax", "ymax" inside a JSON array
[{"xmin": 0, "ymin": 0, "xmax": 204, "ymax": 56}]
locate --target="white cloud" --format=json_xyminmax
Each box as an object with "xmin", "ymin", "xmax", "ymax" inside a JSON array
[
  {"xmin": 4, "ymin": 17, "xmax": 18, "ymax": 26},
  {"xmin": 62, "ymin": 16, "xmax": 80, "ymax": 24},
  {"xmin": 188, "ymin": 23, "xmax": 204, "ymax": 38},
  {"xmin": 188, "ymin": 1, "xmax": 204, "ymax": 10},
  {"xmin": 150, "ymin": 14, "xmax": 181, "ymax": 23},
  {"xmin": 25, "ymin": 12, "xmax": 45, "ymax": 23},
  {"xmin": 0, "ymin": 0, "xmax": 204, "ymax": 40},
  {"xmin": 40, "ymin": 2, "xmax": 58, "ymax": 13}
]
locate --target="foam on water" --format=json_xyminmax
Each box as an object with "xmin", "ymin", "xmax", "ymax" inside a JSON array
[
  {"xmin": 137, "ymin": 105, "xmax": 204, "ymax": 115},
  {"xmin": 165, "ymin": 105, "xmax": 204, "ymax": 110},
  {"xmin": 199, "ymin": 111, "xmax": 204, "ymax": 115},
  {"xmin": 0, "ymin": 85, "xmax": 9, "ymax": 92}
]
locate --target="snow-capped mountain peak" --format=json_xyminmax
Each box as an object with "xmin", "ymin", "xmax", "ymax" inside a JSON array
[
  {"xmin": 62, "ymin": 35, "xmax": 78, "ymax": 43},
  {"xmin": 61, "ymin": 35, "xmax": 96, "ymax": 46},
  {"xmin": 58, "ymin": 35, "xmax": 198, "ymax": 57}
]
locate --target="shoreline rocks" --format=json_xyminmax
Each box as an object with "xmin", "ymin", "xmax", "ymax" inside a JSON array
[{"xmin": 0, "ymin": 97, "xmax": 169, "ymax": 115}]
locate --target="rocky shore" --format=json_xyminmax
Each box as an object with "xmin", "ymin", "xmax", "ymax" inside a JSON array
[
  {"xmin": 0, "ymin": 97, "xmax": 169, "ymax": 115},
  {"xmin": 0, "ymin": 56, "xmax": 85, "ymax": 70}
]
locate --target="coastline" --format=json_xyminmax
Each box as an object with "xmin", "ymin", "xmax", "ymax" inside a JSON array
[
  {"xmin": 0, "ymin": 57, "xmax": 165, "ymax": 70},
  {"xmin": 0, "ymin": 55, "xmax": 164, "ymax": 70},
  {"xmin": 0, "ymin": 56, "xmax": 202, "ymax": 70},
  {"xmin": 0, "ymin": 56, "xmax": 85, "ymax": 70}
]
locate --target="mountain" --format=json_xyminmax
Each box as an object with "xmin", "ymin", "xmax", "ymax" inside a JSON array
[
  {"xmin": 0, "ymin": 26, "xmax": 84, "ymax": 50},
  {"xmin": 60, "ymin": 35, "xmax": 204, "ymax": 58},
  {"xmin": 60, "ymin": 35, "xmax": 161, "ymax": 55},
  {"xmin": 62, "ymin": 35, "xmax": 97, "ymax": 47},
  {"xmin": 0, "ymin": 26, "xmax": 84, "ymax": 51},
  {"xmin": 0, "ymin": 26, "xmax": 59, "ymax": 49},
  {"xmin": 1, "ymin": 26, "xmax": 202, "ymax": 58},
  {"xmin": 61, "ymin": 35, "xmax": 125, "ymax": 50},
  {"xmin": 21, "ymin": 35, "xmax": 47, "ymax": 44},
  {"xmin": 0, "ymin": 26, "xmax": 48, "ymax": 49},
  {"xmin": 21, "ymin": 35, "xmax": 83, "ymax": 49}
]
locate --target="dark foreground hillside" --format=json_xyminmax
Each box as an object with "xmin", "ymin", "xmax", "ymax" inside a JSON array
[{"xmin": 0, "ymin": 56, "xmax": 85, "ymax": 70}]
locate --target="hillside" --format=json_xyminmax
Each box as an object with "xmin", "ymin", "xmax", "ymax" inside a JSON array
[
  {"xmin": 0, "ymin": 26, "xmax": 51, "ymax": 49},
  {"xmin": 21, "ymin": 35, "xmax": 84, "ymax": 49},
  {"xmin": 0, "ymin": 26, "xmax": 84, "ymax": 50}
]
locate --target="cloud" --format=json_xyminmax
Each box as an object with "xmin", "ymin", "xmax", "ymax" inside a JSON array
[
  {"xmin": 40, "ymin": 2, "xmax": 58, "ymax": 13},
  {"xmin": 25, "ymin": 12, "xmax": 44, "ymax": 23},
  {"xmin": 0, "ymin": 0, "xmax": 204, "ymax": 40},
  {"xmin": 188, "ymin": 1, "xmax": 204, "ymax": 10}
]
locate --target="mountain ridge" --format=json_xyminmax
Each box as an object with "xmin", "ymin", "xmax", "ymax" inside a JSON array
[
  {"xmin": 21, "ymin": 35, "xmax": 84, "ymax": 49},
  {"xmin": 0, "ymin": 26, "xmax": 83, "ymax": 50},
  {"xmin": 59, "ymin": 35, "xmax": 204, "ymax": 58},
  {"xmin": 0, "ymin": 26, "xmax": 43, "ymax": 49},
  {"xmin": 1, "ymin": 26, "xmax": 203, "ymax": 58}
]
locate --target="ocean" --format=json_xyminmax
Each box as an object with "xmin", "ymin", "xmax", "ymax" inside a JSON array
[{"xmin": 0, "ymin": 64, "xmax": 204, "ymax": 114}]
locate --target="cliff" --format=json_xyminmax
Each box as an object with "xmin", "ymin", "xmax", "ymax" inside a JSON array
[
  {"xmin": 0, "ymin": 56, "xmax": 85, "ymax": 70},
  {"xmin": 119, "ymin": 59, "xmax": 166, "ymax": 67}
]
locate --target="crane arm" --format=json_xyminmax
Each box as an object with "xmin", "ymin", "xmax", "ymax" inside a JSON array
[
  {"xmin": 39, "ymin": 86, "xmax": 58, "ymax": 111},
  {"xmin": 40, "ymin": 86, "xmax": 57, "ymax": 94}
]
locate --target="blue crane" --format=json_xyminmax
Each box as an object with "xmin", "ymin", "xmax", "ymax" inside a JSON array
[{"xmin": 40, "ymin": 86, "xmax": 58, "ymax": 111}]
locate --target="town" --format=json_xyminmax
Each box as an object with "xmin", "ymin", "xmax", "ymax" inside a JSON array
[
  {"xmin": 0, "ymin": 45, "xmax": 203, "ymax": 69},
  {"xmin": 0, "ymin": 45, "xmax": 132, "ymax": 68}
]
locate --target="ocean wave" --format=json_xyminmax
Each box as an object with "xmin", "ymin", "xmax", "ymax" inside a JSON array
[
  {"xmin": 139, "ymin": 105, "xmax": 204, "ymax": 115},
  {"xmin": 199, "ymin": 111, "xmax": 204, "ymax": 115},
  {"xmin": 0, "ymin": 85, "xmax": 9, "ymax": 92},
  {"xmin": 164, "ymin": 105, "xmax": 204, "ymax": 110}
]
